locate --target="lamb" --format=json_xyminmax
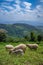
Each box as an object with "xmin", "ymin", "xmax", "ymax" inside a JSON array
[
  {"xmin": 5, "ymin": 44, "xmax": 14, "ymax": 51},
  {"xmin": 26, "ymin": 44, "xmax": 38, "ymax": 50},
  {"xmin": 9, "ymin": 49, "xmax": 24, "ymax": 55},
  {"xmin": 10, "ymin": 44, "xmax": 26, "ymax": 53}
]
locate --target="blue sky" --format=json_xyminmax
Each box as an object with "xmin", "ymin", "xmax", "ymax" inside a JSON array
[{"xmin": 0, "ymin": 0, "xmax": 43, "ymax": 25}]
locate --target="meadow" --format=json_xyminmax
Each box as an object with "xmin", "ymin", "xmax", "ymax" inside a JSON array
[{"xmin": 0, "ymin": 41, "xmax": 43, "ymax": 65}]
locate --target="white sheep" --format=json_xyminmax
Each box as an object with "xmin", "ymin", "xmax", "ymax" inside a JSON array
[
  {"xmin": 11, "ymin": 44, "xmax": 26, "ymax": 53},
  {"xmin": 26, "ymin": 44, "xmax": 38, "ymax": 50},
  {"xmin": 9, "ymin": 49, "xmax": 24, "ymax": 55},
  {"xmin": 5, "ymin": 44, "xmax": 14, "ymax": 51}
]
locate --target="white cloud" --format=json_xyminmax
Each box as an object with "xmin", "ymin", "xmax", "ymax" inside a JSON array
[
  {"xmin": 36, "ymin": 5, "xmax": 42, "ymax": 10},
  {"xmin": 15, "ymin": 0, "xmax": 21, "ymax": 4},
  {"xmin": 23, "ymin": 2, "xmax": 32, "ymax": 9},
  {"xmin": 36, "ymin": 5, "xmax": 43, "ymax": 17},
  {"xmin": 3, "ymin": 6, "xmax": 14, "ymax": 10},
  {"xmin": 6, "ymin": 0, "xmax": 13, "ymax": 2},
  {"xmin": 14, "ymin": 4, "xmax": 21, "ymax": 12},
  {"xmin": 0, "ymin": 0, "xmax": 43, "ymax": 23},
  {"xmin": 40, "ymin": 0, "xmax": 43, "ymax": 2}
]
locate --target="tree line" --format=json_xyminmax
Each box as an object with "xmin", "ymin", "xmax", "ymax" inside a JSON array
[{"xmin": 0, "ymin": 29, "xmax": 43, "ymax": 43}]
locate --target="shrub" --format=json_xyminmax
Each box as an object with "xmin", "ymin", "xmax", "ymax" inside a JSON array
[{"xmin": 0, "ymin": 29, "xmax": 7, "ymax": 42}]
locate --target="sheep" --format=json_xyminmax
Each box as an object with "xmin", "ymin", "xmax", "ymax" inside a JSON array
[
  {"xmin": 10, "ymin": 44, "xmax": 26, "ymax": 53},
  {"xmin": 9, "ymin": 49, "xmax": 24, "ymax": 55},
  {"xmin": 5, "ymin": 44, "xmax": 14, "ymax": 51},
  {"xmin": 26, "ymin": 44, "xmax": 38, "ymax": 50}
]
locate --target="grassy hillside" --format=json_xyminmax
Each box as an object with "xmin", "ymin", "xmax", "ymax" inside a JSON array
[
  {"xmin": 0, "ymin": 23, "xmax": 41, "ymax": 37},
  {"xmin": 0, "ymin": 42, "xmax": 43, "ymax": 65}
]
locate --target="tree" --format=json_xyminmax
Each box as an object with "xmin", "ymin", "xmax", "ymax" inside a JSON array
[
  {"xmin": 30, "ymin": 32, "xmax": 35, "ymax": 41},
  {"xmin": 37, "ymin": 34, "xmax": 43, "ymax": 42},
  {"xmin": 0, "ymin": 29, "xmax": 7, "ymax": 42},
  {"xmin": 24, "ymin": 35, "xmax": 29, "ymax": 41}
]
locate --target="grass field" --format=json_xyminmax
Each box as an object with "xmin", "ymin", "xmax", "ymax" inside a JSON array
[{"xmin": 0, "ymin": 42, "xmax": 43, "ymax": 65}]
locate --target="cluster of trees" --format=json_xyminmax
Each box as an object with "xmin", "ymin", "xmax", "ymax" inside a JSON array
[
  {"xmin": 24, "ymin": 31, "xmax": 43, "ymax": 43},
  {"xmin": 0, "ymin": 29, "xmax": 43, "ymax": 43}
]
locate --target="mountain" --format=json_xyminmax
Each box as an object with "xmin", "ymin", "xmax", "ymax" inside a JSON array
[
  {"xmin": 0, "ymin": 21, "xmax": 43, "ymax": 26},
  {"xmin": 36, "ymin": 26, "xmax": 43, "ymax": 34},
  {"xmin": 0, "ymin": 23, "xmax": 42, "ymax": 37}
]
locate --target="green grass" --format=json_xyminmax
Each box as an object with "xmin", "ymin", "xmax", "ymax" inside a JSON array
[{"xmin": 0, "ymin": 42, "xmax": 43, "ymax": 65}]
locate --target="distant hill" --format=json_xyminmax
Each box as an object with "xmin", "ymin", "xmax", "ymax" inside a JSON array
[
  {"xmin": 0, "ymin": 23, "xmax": 42, "ymax": 37},
  {"xmin": 36, "ymin": 26, "xmax": 43, "ymax": 31}
]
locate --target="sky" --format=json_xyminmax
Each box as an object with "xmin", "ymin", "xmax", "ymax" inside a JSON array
[{"xmin": 0, "ymin": 0, "xmax": 43, "ymax": 25}]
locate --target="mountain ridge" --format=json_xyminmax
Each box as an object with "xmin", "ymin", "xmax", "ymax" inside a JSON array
[{"xmin": 0, "ymin": 23, "xmax": 43, "ymax": 37}]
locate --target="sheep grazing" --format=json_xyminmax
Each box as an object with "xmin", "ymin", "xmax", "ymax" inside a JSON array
[
  {"xmin": 11, "ymin": 44, "xmax": 26, "ymax": 53},
  {"xmin": 26, "ymin": 44, "xmax": 38, "ymax": 50},
  {"xmin": 9, "ymin": 49, "xmax": 24, "ymax": 55},
  {"xmin": 5, "ymin": 44, "xmax": 14, "ymax": 51}
]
